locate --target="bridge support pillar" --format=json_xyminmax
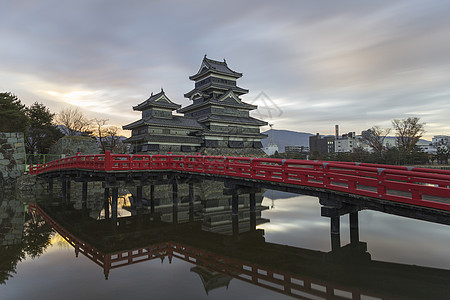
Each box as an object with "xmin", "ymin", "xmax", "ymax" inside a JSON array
[
  {"xmin": 104, "ymin": 188, "xmax": 110, "ymax": 219},
  {"xmin": 111, "ymin": 187, "xmax": 118, "ymax": 221},
  {"xmin": 250, "ymin": 192, "xmax": 256, "ymax": 212},
  {"xmin": 350, "ymin": 211, "xmax": 359, "ymax": 244},
  {"xmin": 136, "ymin": 185, "xmax": 143, "ymax": 209},
  {"xmin": 172, "ymin": 204, "xmax": 179, "ymax": 224},
  {"xmin": 48, "ymin": 178, "xmax": 53, "ymax": 199},
  {"xmin": 172, "ymin": 180, "xmax": 178, "ymax": 224},
  {"xmin": 319, "ymin": 193, "xmax": 363, "ymax": 251},
  {"xmin": 330, "ymin": 216, "xmax": 341, "ymax": 251},
  {"xmin": 66, "ymin": 179, "xmax": 71, "ymax": 202},
  {"xmin": 82, "ymin": 181, "xmax": 88, "ymax": 210},
  {"xmin": 232, "ymin": 194, "xmax": 239, "ymax": 235},
  {"xmin": 232, "ymin": 193, "xmax": 239, "ymax": 215},
  {"xmin": 250, "ymin": 192, "xmax": 256, "ymax": 232},
  {"xmin": 189, "ymin": 182, "xmax": 194, "ymax": 222},
  {"xmin": 172, "ymin": 181, "xmax": 178, "ymax": 205},
  {"xmin": 150, "ymin": 185, "xmax": 155, "ymax": 213},
  {"xmin": 61, "ymin": 175, "xmax": 67, "ymax": 203}
]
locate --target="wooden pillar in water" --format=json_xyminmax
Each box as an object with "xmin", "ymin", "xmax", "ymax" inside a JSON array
[
  {"xmin": 249, "ymin": 192, "xmax": 256, "ymax": 231},
  {"xmin": 136, "ymin": 185, "xmax": 143, "ymax": 209},
  {"xmin": 48, "ymin": 178, "xmax": 53, "ymax": 199},
  {"xmin": 232, "ymin": 194, "xmax": 239, "ymax": 235},
  {"xmin": 111, "ymin": 187, "xmax": 118, "ymax": 220},
  {"xmin": 61, "ymin": 176, "xmax": 67, "ymax": 203},
  {"xmin": 349, "ymin": 211, "xmax": 359, "ymax": 244},
  {"xmin": 330, "ymin": 216, "xmax": 341, "ymax": 251},
  {"xmin": 82, "ymin": 181, "xmax": 88, "ymax": 210},
  {"xmin": 172, "ymin": 181, "xmax": 178, "ymax": 223},
  {"xmin": 249, "ymin": 193, "xmax": 256, "ymax": 212},
  {"xmin": 150, "ymin": 184, "xmax": 155, "ymax": 213},
  {"xmin": 189, "ymin": 182, "xmax": 194, "ymax": 222},
  {"xmin": 172, "ymin": 181, "xmax": 178, "ymax": 205},
  {"xmin": 104, "ymin": 188, "xmax": 110, "ymax": 219},
  {"xmin": 66, "ymin": 179, "xmax": 71, "ymax": 202}
]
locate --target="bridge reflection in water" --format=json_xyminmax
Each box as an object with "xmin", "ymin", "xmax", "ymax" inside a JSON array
[{"xmin": 29, "ymin": 176, "xmax": 450, "ymax": 300}]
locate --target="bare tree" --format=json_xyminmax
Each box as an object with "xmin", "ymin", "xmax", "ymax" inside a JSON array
[
  {"xmin": 104, "ymin": 126, "xmax": 125, "ymax": 153},
  {"xmin": 392, "ymin": 117, "xmax": 425, "ymax": 153},
  {"xmin": 94, "ymin": 118, "xmax": 125, "ymax": 153},
  {"xmin": 361, "ymin": 126, "xmax": 391, "ymax": 154},
  {"xmin": 55, "ymin": 107, "xmax": 92, "ymax": 136},
  {"xmin": 94, "ymin": 118, "xmax": 108, "ymax": 153}
]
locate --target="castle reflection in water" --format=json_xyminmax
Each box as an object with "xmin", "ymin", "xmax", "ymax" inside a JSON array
[{"xmin": 1, "ymin": 176, "xmax": 450, "ymax": 300}]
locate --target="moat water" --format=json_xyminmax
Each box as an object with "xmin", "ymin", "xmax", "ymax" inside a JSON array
[{"xmin": 1, "ymin": 180, "xmax": 449, "ymax": 300}]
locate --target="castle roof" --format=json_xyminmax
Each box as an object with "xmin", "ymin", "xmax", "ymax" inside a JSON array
[
  {"xmin": 122, "ymin": 115, "xmax": 204, "ymax": 130},
  {"xmin": 178, "ymin": 90, "xmax": 257, "ymax": 113},
  {"xmin": 184, "ymin": 84, "xmax": 249, "ymax": 99},
  {"xmin": 197, "ymin": 114, "xmax": 267, "ymax": 126},
  {"xmin": 198, "ymin": 130, "xmax": 268, "ymax": 139},
  {"xmin": 133, "ymin": 90, "xmax": 181, "ymax": 111},
  {"xmin": 189, "ymin": 56, "xmax": 243, "ymax": 80},
  {"xmin": 124, "ymin": 134, "xmax": 202, "ymax": 144}
]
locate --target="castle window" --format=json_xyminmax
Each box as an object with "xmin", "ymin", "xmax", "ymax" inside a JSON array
[
  {"xmin": 205, "ymin": 140, "xmax": 219, "ymax": 147},
  {"xmin": 229, "ymin": 141, "xmax": 244, "ymax": 148}
]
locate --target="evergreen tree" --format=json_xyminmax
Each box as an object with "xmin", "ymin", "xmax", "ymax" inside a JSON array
[
  {"xmin": 25, "ymin": 102, "xmax": 63, "ymax": 154},
  {"xmin": 0, "ymin": 92, "xmax": 28, "ymax": 132}
]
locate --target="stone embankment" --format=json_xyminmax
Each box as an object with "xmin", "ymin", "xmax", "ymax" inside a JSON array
[{"xmin": 0, "ymin": 132, "xmax": 26, "ymax": 187}]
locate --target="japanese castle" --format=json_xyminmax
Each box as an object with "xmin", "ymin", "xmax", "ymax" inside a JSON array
[{"xmin": 123, "ymin": 56, "xmax": 268, "ymax": 156}]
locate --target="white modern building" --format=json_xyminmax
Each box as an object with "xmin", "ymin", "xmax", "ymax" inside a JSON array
[
  {"xmin": 335, "ymin": 132, "xmax": 362, "ymax": 153},
  {"xmin": 432, "ymin": 135, "xmax": 450, "ymax": 147},
  {"xmin": 416, "ymin": 140, "xmax": 436, "ymax": 155}
]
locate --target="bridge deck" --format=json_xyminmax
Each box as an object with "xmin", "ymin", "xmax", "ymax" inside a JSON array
[{"xmin": 29, "ymin": 151, "xmax": 450, "ymax": 212}]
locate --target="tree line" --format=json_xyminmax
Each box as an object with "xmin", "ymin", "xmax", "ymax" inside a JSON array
[
  {"xmin": 0, "ymin": 92, "xmax": 125, "ymax": 154},
  {"xmin": 276, "ymin": 117, "xmax": 447, "ymax": 165}
]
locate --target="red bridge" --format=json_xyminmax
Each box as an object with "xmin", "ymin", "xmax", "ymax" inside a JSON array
[{"xmin": 29, "ymin": 151, "xmax": 450, "ymax": 211}]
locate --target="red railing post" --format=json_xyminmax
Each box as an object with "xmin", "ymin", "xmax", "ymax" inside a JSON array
[
  {"xmin": 104, "ymin": 151, "xmax": 112, "ymax": 171},
  {"xmin": 75, "ymin": 152, "xmax": 81, "ymax": 168},
  {"xmin": 377, "ymin": 168, "xmax": 386, "ymax": 198},
  {"xmin": 281, "ymin": 159, "xmax": 287, "ymax": 182},
  {"xmin": 322, "ymin": 162, "xmax": 330, "ymax": 188}
]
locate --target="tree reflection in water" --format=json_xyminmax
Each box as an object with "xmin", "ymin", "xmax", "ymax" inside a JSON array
[{"xmin": 0, "ymin": 205, "xmax": 53, "ymax": 284}]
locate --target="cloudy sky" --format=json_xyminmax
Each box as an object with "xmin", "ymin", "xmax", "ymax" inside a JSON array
[{"xmin": 1, "ymin": 0, "xmax": 450, "ymax": 139}]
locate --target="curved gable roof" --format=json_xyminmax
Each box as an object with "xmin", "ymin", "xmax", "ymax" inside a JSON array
[
  {"xmin": 133, "ymin": 89, "xmax": 181, "ymax": 111},
  {"xmin": 189, "ymin": 56, "xmax": 242, "ymax": 80}
]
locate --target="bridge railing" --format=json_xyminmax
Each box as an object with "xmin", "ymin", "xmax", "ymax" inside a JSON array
[
  {"xmin": 29, "ymin": 151, "xmax": 450, "ymax": 211},
  {"xmin": 184, "ymin": 155, "xmax": 204, "ymax": 172},
  {"xmin": 225, "ymin": 157, "xmax": 252, "ymax": 178},
  {"xmin": 334, "ymin": 161, "xmax": 450, "ymax": 176}
]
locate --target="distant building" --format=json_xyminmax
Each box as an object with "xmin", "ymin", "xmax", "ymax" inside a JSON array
[
  {"xmin": 432, "ymin": 135, "xmax": 450, "ymax": 147},
  {"xmin": 416, "ymin": 141, "xmax": 436, "ymax": 155},
  {"xmin": 309, "ymin": 133, "xmax": 335, "ymax": 154},
  {"xmin": 123, "ymin": 56, "xmax": 267, "ymax": 156},
  {"xmin": 285, "ymin": 145, "xmax": 309, "ymax": 153},
  {"xmin": 354, "ymin": 129, "xmax": 397, "ymax": 153},
  {"xmin": 335, "ymin": 132, "xmax": 361, "ymax": 153},
  {"xmin": 382, "ymin": 136, "xmax": 397, "ymax": 149}
]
